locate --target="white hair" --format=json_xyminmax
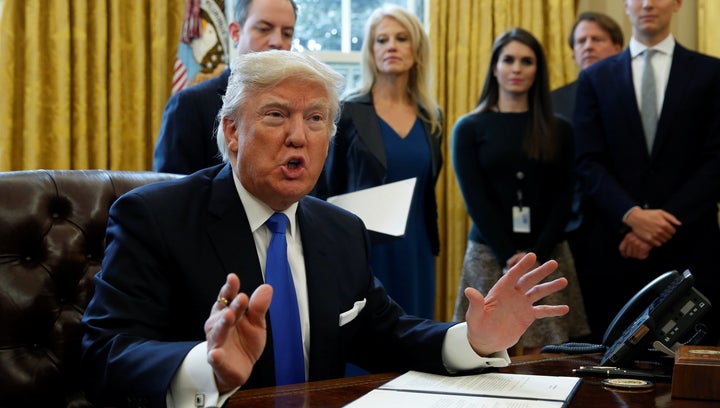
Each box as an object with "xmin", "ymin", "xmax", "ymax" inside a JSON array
[{"xmin": 216, "ymin": 50, "xmax": 345, "ymax": 161}]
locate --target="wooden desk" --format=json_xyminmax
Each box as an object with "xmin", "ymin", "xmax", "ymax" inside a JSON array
[{"xmin": 226, "ymin": 353, "xmax": 718, "ymax": 407}]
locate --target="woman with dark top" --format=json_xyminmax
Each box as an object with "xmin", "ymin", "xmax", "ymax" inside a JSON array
[
  {"xmin": 314, "ymin": 4, "xmax": 442, "ymax": 320},
  {"xmin": 451, "ymin": 28, "xmax": 589, "ymax": 353}
]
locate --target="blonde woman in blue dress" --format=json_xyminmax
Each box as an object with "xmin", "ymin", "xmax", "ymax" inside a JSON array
[{"xmin": 314, "ymin": 5, "xmax": 443, "ymax": 320}]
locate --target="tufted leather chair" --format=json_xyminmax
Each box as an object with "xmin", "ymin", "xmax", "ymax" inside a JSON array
[{"xmin": 0, "ymin": 169, "xmax": 183, "ymax": 407}]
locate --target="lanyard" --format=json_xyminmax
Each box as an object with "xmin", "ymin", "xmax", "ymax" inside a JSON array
[{"xmin": 515, "ymin": 171, "xmax": 525, "ymax": 208}]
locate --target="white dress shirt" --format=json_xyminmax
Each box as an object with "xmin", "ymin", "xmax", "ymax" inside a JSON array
[{"xmin": 629, "ymin": 34, "xmax": 675, "ymax": 116}]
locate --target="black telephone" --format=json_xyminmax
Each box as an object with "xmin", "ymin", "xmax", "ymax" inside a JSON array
[{"xmin": 600, "ymin": 269, "xmax": 712, "ymax": 366}]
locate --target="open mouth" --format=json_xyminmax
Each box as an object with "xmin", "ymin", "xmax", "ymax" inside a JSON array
[{"xmin": 287, "ymin": 159, "xmax": 302, "ymax": 170}]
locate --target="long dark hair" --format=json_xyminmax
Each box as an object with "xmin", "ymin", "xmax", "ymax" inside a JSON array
[{"xmin": 473, "ymin": 27, "xmax": 559, "ymax": 162}]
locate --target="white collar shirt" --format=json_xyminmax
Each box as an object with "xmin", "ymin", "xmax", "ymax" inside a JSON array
[
  {"xmin": 629, "ymin": 34, "xmax": 675, "ymax": 116},
  {"xmin": 232, "ymin": 171, "xmax": 311, "ymax": 378}
]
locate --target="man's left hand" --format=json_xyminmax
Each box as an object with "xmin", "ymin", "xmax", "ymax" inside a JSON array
[{"xmin": 464, "ymin": 253, "xmax": 569, "ymax": 357}]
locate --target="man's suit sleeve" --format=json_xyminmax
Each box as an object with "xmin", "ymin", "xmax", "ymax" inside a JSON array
[
  {"xmin": 551, "ymin": 82, "xmax": 576, "ymax": 123},
  {"xmin": 657, "ymin": 52, "xmax": 720, "ymax": 224},
  {"xmin": 574, "ymin": 68, "xmax": 638, "ymax": 230},
  {"xmin": 81, "ymin": 190, "xmax": 199, "ymax": 407}
]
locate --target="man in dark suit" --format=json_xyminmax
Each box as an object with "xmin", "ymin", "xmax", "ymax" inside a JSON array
[
  {"xmin": 574, "ymin": 0, "xmax": 720, "ymax": 344},
  {"xmin": 82, "ymin": 50, "xmax": 571, "ymax": 407},
  {"xmin": 551, "ymin": 12, "xmax": 623, "ymax": 343},
  {"xmin": 153, "ymin": 0, "xmax": 297, "ymax": 174},
  {"xmin": 551, "ymin": 11, "xmax": 623, "ymax": 122}
]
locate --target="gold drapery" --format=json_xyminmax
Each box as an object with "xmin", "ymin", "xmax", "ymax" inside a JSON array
[
  {"xmin": 0, "ymin": 0, "xmax": 184, "ymax": 171},
  {"xmin": 698, "ymin": 0, "xmax": 720, "ymax": 58},
  {"xmin": 429, "ymin": 0, "xmax": 576, "ymax": 321}
]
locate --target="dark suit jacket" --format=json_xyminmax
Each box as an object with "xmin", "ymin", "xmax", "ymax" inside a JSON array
[
  {"xmin": 574, "ymin": 43, "xmax": 720, "ymax": 341},
  {"xmin": 551, "ymin": 80, "xmax": 577, "ymax": 124},
  {"xmin": 313, "ymin": 93, "xmax": 443, "ymax": 254},
  {"xmin": 152, "ymin": 70, "xmax": 229, "ymax": 174},
  {"xmin": 81, "ymin": 164, "xmax": 453, "ymax": 407},
  {"xmin": 575, "ymin": 44, "xmax": 720, "ymax": 233},
  {"xmin": 551, "ymin": 81, "xmax": 587, "ymax": 233}
]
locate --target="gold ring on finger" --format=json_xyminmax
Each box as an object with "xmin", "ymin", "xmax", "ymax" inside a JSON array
[{"xmin": 217, "ymin": 297, "xmax": 229, "ymax": 307}]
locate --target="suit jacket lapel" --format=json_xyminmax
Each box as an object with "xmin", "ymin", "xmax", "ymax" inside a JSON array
[
  {"xmin": 205, "ymin": 164, "xmax": 276, "ymax": 387},
  {"xmin": 348, "ymin": 93, "xmax": 387, "ymax": 173},
  {"xmin": 615, "ymin": 50, "xmax": 652, "ymax": 160},
  {"xmin": 654, "ymin": 44, "xmax": 690, "ymax": 156},
  {"xmin": 206, "ymin": 164, "xmax": 263, "ymax": 292},
  {"xmin": 296, "ymin": 199, "xmax": 342, "ymax": 380}
]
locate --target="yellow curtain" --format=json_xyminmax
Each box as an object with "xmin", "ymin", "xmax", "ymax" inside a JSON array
[
  {"xmin": 698, "ymin": 0, "xmax": 720, "ymax": 58},
  {"xmin": 429, "ymin": 0, "xmax": 576, "ymax": 321},
  {"xmin": 0, "ymin": 0, "xmax": 184, "ymax": 171}
]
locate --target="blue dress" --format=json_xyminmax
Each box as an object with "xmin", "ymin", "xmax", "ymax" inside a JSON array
[{"xmin": 372, "ymin": 116, "xmax": 435, "ymax": 319}]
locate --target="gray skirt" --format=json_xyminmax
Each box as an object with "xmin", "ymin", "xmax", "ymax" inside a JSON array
[{"xmin": 452, "ymin": 240, "xmax": 591, "ymax": 348}]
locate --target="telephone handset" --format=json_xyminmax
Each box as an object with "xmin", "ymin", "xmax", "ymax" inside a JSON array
[
  {"xmin": 602, "ymin": 271, "xmax": 679, "ymax": 347},
  {"xmin": 600, "ymin": 269, "xmax": 712, "ymax": 366}
]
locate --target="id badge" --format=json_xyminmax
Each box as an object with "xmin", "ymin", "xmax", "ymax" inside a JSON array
[{"xmin": 512, "ymin": 206, "xmax": 531, "ymax": 233}]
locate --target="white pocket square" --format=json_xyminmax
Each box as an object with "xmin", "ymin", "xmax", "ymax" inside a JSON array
[{"xmin": 339, "ymin": 298, "xmax": 366, "ymax": 327}]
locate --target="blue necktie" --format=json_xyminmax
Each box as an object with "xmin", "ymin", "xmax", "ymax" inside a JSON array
[{"xmin": 264, "ymin": 212, "xmax": 305, "ymax": 385}]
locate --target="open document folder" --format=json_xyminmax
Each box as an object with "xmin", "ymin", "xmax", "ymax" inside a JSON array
[
  {"xmin": 344, "ymin": 370, "xmax": 581, "ymax": 408},
  {"xmin": 326, "ymin": 178, "xmax": 416, "ymax": 243}
]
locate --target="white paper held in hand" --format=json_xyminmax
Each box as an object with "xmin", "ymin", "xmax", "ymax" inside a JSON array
[{"xmin": 326, "ymin": 178, "xmax": 417, "ymax": 238}]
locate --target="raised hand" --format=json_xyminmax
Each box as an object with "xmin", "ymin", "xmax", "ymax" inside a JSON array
[
  {"xmin": 464, "ymin": 253, "xmax": 569, "ymax": 356},
  {"xmin": 204, "ymin": 274, "xmax": 272, "ymax": 393},
  {"xmin": 505, "ymin": 251, "xmax": 540, "ymax": 274}
]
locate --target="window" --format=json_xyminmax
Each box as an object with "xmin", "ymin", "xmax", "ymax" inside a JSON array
[{"xmin": 293, "ymin": 0, "xmax": 426, "ymax": 91}]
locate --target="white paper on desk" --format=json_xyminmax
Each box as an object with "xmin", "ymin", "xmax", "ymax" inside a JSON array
[
  {"xmin": 344, "ymin": 370, "xmax": 580, "ymax": 407},
  {"xmin": 344, "ymin": 389, "xmax": 565, "ymax": 408},
  {"xmin": 326, "ymin": 178, "xmax": 416, "ymax": 237}
]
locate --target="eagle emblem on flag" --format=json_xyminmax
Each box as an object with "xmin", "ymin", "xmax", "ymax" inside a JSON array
[{"xmin": 172, "ymin": 0, "xmax": 229, "ymax": 94}]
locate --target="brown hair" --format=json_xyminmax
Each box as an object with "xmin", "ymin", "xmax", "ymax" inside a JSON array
[{"xmin": 568, "ymin": 11, "xmax": 624, "ymax": 49}]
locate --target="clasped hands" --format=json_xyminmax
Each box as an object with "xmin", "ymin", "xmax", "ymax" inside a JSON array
[
  {"xmin": 620, "ymin": 208, "xmax": 681, "ymax": 260},
  {"xmin": 203, "ymin": 252, "xmax": 568, "ymax": 393}
]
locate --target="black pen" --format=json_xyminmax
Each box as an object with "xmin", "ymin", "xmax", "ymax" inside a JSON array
[{"xmin": 572, "ymin": 365, "xmax": 671, "ymax": 380}]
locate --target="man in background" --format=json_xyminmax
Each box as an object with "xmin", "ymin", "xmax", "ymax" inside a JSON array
[
  {"xmin": 551, "ymin": 12, "xmax": 623, "ymax": 343},
  {"xmin": 153, "ymin": 0, "xmax": 297, "ymax": 174},
  {"xmin": 574, "ymin": 0, "xmax": 720, "ymax": 344},
  {"xmin": 552, "ymin": 11, "xmax": 623, "ymax": 122}
]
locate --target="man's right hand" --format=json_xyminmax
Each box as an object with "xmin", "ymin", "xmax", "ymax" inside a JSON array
[
  {"xmin": 204, "ymin": 274, "xmax": 272, "ymax": 393},
  {"xmin": 624, "ymin": 207, "xmax": 681, "ymax": 247},
  {"xmin": 619, "ymin": 231, "xmax": 652, "ymax": 259}
]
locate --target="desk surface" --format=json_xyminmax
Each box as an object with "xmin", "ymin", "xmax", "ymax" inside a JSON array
[{"xmin": 226, "ymin": 353, "xmax": 718, "ymax": 407}]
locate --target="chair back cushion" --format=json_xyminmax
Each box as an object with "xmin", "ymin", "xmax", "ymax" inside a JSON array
[{"xmin": 0, "ymin": 170, "xmax": 182, "ymax": 407}]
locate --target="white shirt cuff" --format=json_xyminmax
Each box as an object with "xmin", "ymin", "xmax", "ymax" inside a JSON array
[
  {"xmin": 442, "ymin": 323, "xmax": 510, "ymax": 373},
  {"xmin": 622, "ymin": 205, "xmax": 641, "ymax": 224},
  {"xmin": 166, "ymin": 342, "xmax": 239, "ymax": 407}
]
